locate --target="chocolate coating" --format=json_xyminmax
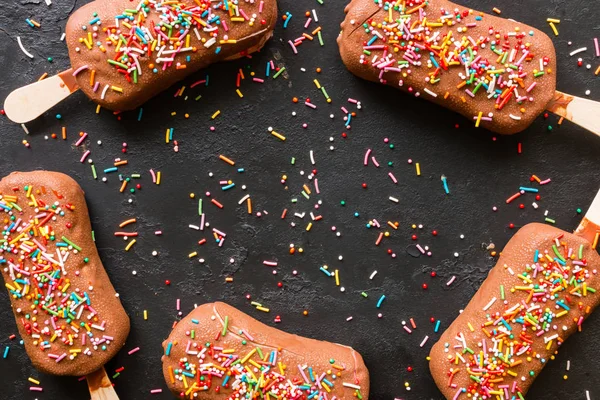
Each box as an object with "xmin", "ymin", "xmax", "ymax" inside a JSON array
[
  {"xmin": 429, "ymin": 223, "xmax": 600, "ymax": 399},
  {"xmin": 338, "ymin": 0, "xmax": 557, "ymax": 134},
  {"xmin": 0, "ymin": 171, "xmax": 130, "ymax": 376},
  {"xmin": 66, "ymin": 0, "xmax": 277, "ymax": 111},
  {"xmin": 162, "ymin": 302, "xmax": 370, "ymax": 398}
]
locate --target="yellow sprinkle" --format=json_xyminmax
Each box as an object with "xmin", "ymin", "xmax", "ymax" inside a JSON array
[
  {"xmin": 306, "ymin": 222, "xmax": 313, "ymax": 231},
  {"xmin": 28, "ymin": 377, "xmax": 40, "ymax": 385},
  {"xmin": 475, "ymin": 111, "xmax": 483, "ymax": 128},
  {"xmin": 225, "ymin": 277, "xmax": 233, "ymax": 282},
  {"xmin": 555, "ymin": 310, "xmax": 568, "ymax": 318},
  {"xmin": 416, "ymin": 162, "xmax": 421, "ymax": 176},
  {"xmin": 549, "ymin": 22, "xmax": 559, "ymax": 36},
  {"xmin": 241, "ymin": 348, "xmax": 257, "ymax": 364},
  {"xmin": 95, "ymin": 104, "xmax": 101, "ymax": 114},
  {"xmin": 231, "ymin": 17, "xmax": 245, "ymax": 22},
  {"xmin": 188, "ymin": 251, "xmax": 198, "ymax": 258},
  {"xmin": 211, "ymin": 110, "xmax": 221, "ymax": 119},
  {"xmin": 256, "ymin": 306, "xmax": 270, "ymax": 313},
  {"xmin": 313, "ymin": 79, "xmax": 321, "ymax": 89},
  {"xmin": 270, "ymin": 130, "xmax": 286, "ymax": 141},
  {"xmin": 144, "ymin": 310, "xmax": 148, "ymax": 320},
  {"xmin": 236, "ymin": 89, "xmax": 243, "ymax": 98},
  {"xmin": 111, "ymin": 86, "xmax": 123, "ymax": 93},
  {"xmin": 492, "ymin": 7, "xmax": 501, "ymax": 14},
  {"xmin": 546, "ymin": 340, "xmax": 553, "ymax": 350},
  {"xmin": 278, "ymin": 362, "xmax": 284, "ymax": 375},
  {"xmin": 156, "ymin": 171, "xmax": 161, "ymax": 185},
  {"xmin": 335, "ymin": 269, "xmax": 340, "ymax": 286},
  {"xmin": 125, "ymin": 239, "xmax": 137, "ymax": 251},
  {"xmin": 467, "ymin": 322, "xmax": 475, "ymax": 332},
  {"xmin": 547, "ymin": 18, "xmax": 561, "ymax": 23}
]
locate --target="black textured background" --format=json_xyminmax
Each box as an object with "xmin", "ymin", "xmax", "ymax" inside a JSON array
[{"xmin": 1, "ymin": 0, "xmax": 599, "ymax": 399}]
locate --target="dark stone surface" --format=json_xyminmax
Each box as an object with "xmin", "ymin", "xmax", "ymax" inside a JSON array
[{"xmin": 0, "ymin": 0, "xmax": 599, "ymax": 399}]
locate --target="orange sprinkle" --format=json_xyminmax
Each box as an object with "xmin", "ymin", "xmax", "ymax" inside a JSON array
[
  {"xmin": 119, "ymin": 218, "xmax": 137, "ymax": 228},
  {"xmin": 114, "ymin": 160, "xmax": 128, "ymax": 167},
  {"xmin": 211, "ymin": 199, "xmax": 224, "ymax": 209},
  {"xmin": 219, "ymin": 155, "xmax": 235, "ymax": 166},
  {"xmin": 38, "ymin": 72, "xmax": 48, "ymax": 81}
]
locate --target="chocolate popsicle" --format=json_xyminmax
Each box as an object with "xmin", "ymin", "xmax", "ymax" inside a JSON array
[
  {"xmin": 338, "ymin": 0, "xmax": 557, "ymax": 134},
  {"xmin": 429, "ymin": 222, "xmax": 600, "ymax": 399},
  {"xmin": 0, "ymin": 171, "xmax": 130, "ymax": 376},
  {"xmin": 65, "ymin": 0, "xmax": 277, "ymax": 111},
  {"xmin": 162, "ymin": 302, "xmax": 370, "ymax": 399}
]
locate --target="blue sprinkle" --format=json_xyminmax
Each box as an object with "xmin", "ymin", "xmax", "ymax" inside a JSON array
[
  {"xmin": 376, "ymin": 295, "xmax": 386, "ymax": 308},
  {"xmin": 434, "ymin": 320, "xmax": 441, "ymax": 333}
]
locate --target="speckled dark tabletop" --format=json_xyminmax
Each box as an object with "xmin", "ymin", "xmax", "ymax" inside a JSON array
[{"xmin": 1, "ymin": 0, "xmax": 599, "ymax": 399}]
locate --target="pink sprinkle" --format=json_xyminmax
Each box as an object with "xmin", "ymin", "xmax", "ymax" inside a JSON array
[
  {"xmin": 595, "ymin": 38, "xmax": 600, "ymax": 57},
  {"xmin": 371, "ymin": 156, "xmax": 379, "ymax": 167},
  {"xmin": 403, "ymin": 325, "xmax": 412, "ymax": 334},
  {"xmin": 453, "ymin": 388, "xmax": 463, "ymax": 400},
  {"xmin": 348, "ymin": 98, "xmax": 358, "ymax": 104},
  {"xmin": 363, "ymin": 149, "xmax": 372, "ymax": 166},
  {"xmin": 79, "ymin": 150, "xmax": 91, "ymax": 163},
  {"xmin": 304, "ymin": 101, "xmax": 316, "ymax": 109},
  {"xmin": 288, "ymin": 40, "xmax": 298, "ymax": 54},
  {"xmin": 150, "ymin": 169, "xmax": 157, "ymax": 183},
  {"xmin": 253, "ymin": 78, "xmax": 265, "ymax": 83},
  {"xmin": 72, "ymin": 65, "xmax": 89, "ymax": 77},
  {"xmin": 263, "ymin": 260, "xmax": 278, "ymax": 266},
  {"xmin": 221, "ymin": 20, "xmax": 228, "ymax": 32},
  {"xmin": 314, "ymin": 179, "xmax": 320, "ymax": 194},
  {"xmin": 341, "ymin": 106, "xmax": 349, "ymax": 114},
  {"xmin": 304, "ymin": 17, "xmax": 312, "ymax": 28},
  {"xmin": 128, "ymin": 347, "xmax": 140, "ymax": 355},
  {"xmin": 388, "ymin": 172, "xmax": 398, "ymax": 184},
  {"xmin": 416, "ymin": 244, "xmax": 425, "ymax": 254},
  {"xmin": 176, "ymin": 299, "xmax": 180, "ymax": 311},
  {"xmin": 155, "ymin": 231, "xmax": 162, "ymax": 235},
  {"xmin": 30, "ymin": 387, "xmax": 43, "ymax": 392},
  {"xmin": 190, "ymin": 80, "xmax": 206, "ymax": 88},
  {"xmin": 526, "ymin": 82, "xmax": 537, "ymax": 93},
  {"xmin": 75, "ymin": 132, "xmax": 88, "ymax": 147},
  {"xmin": 92, "ymin": 81, "xmax": 100, "ymax": 92},
  {"xmin": 55, "ymin": 353, "xmax": 67, "ymax": 363},
  {"xmin": 539, "ymin": 178, "xmax": 551, "ymax": 185},
  {"xmin": 419, "ymin": 335, "xmax": 429, "ymax": 347},
  {"xmin": 259, "ymin": 1, "xmax": 264, "ymax": 13},
  {"xmin": 446, "ymin": 276, "xmax": 456, "ymax": 286},
  {"xmin": 150, "ymin": 389, "xmax": 163, "ymax": 394}
]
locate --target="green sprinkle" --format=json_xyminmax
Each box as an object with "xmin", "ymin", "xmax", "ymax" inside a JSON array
[
  {"xmin": 195, "ymin": 95, "xmax": 202, "ymax": 101},
  {"xmin": 321, "ymin": 86, "xmax": 330, "ymax": 99},
  {"xmin": 361, "ymin": 292, "xmax": 368, "ymax": 297},
  {"xmin": 222, "ymin": 316, "xmax": 228, "ymax": 336},
  {"xmin": 61, "ymin": 236, "xmax": 82, "ymax": 251},
  {"xmin": 317, "ymin": 31, "xmax": 324, "ymax": 46},
  {"xmin": 91, "ymin": 164, "xmax": 97, "ymax": 180},
  {"xmin": 112, "ymin": 372, "xmax": 120, "ymax": 379},
  {"xmin": 272, "ymin": 67, "xmax": 286, "ymax": 79},
  {"xmin": 534, "ymin": 71, "xmax": 545, "ymax": 77},
  {"xmin": 10, "ymin": 202, "xmax": 22, "ymax": 212},
  {"xmin": 579, "ymin": 244, "xmax": 584, "ymax": 260},
  {"xmin": 545, "ymin": 218, "xmax": 556, "ymax": 224},
  {"xmin": 131, "ymin": 174, "xmax": 141, "ymax": 178},
  {"xmin": 552, "ymin": 245, "xmax": 566, "ymax": 262},
  {"xmin": 291, "ymin": 157, "xmax": 296, "ymax": 164},
  {"xmin": 301, "ymin": 191, "xmax": 310, "ymax": 199},
  {"xmin": 91, "ymin": 231, "xmax": 95, "ymax": 242},
  {"xmin": 500, "ymin": 285, "xmax": 505, "ymax": 300},
  {"xmin": 107, "ymin": 59, "xmax": 129, "ymax": 69},
  {"xmin": 256, "ymin": 346, "xmax": 264, "ymax": 360},
  {"xmin": 198, "ymin": 199, "xmax": 203, "ymax": 215}
]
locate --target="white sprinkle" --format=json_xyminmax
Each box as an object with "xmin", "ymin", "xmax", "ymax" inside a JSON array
[
  {"xmin": 101, "ymin": 84, "xmax": 110, "ymax": 100},
  {"xmin": 566, "ymin": 360, "xmax": 570, "ymax": 371},
  {"xmin": 532, "ymin": 202, "xmax": 539, "ymax": 209},
  {"xmin": 188, "ymin": 224, "xmax": 200, "ymax": 230},
  {"xmin": 342, "ymin": 383, "xmax": 361, "ymax": 390},
  {"xmin": 60, "ymin": 32, "xmax": 66, "ymax": 41},
  {"xmin": 544, "ymin": 210, "xmax": 549, "ymax": 216},
  {"xmin": 483, "ymin": 297, "xmax": 497, "ymax": 311},
  {"xmin": 586, "ymin": 390, "xmax": 591, "ymax": 400},
  {"xmin": 309, "ymin": 150, "xmax": 315, "ymax": 165},
  {"xmin": 45, "ymin": 0, "xmax": 52, "ymax": 5},
  {"xmin": 389, "ymin": 196, "xmax": 399, "ymax": 203},
  {"xmin": 569, "ymin": 47, "xmax": 587, "ymax": 56},
  {"xmin": 21, "ymin": 124, "xmax": 30, "ymax": 134},
  {"xmin": 419, "ymin": 335, "xmax": 429, "ymax": 347},
  {"xmin": 312, "ymin": 9, "xmax": 318, "ymax": 22},
  {"xmin": 446, "ymin": 276, "xmax": 456, "ymax": 286},
  {"xmin": 17, "ymin": 37, "xmax": 34, "ymax": 58},
  {"xmin": 369, "ymin": 271, "xmax": 378, "ymax": 280},
  {"xmin": 238, "ymin": 194, "xmax": 250, "ymax": 204},
  {"xmin": 509, "ymin": 114, "xmax": 522, "ymax": 120},
  {"xmin": 346, "ymin": 316, "xmax": 353, "ymax": 321},
  {"xmin": 424, "ymin": 88, "xmax": 438, "ymax": 97}
]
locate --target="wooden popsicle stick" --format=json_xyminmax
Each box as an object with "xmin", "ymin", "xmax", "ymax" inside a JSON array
[
  {"xmin": 574, "ymin": 188, "xmax": 600, "ymax": 246},
  {"xmin": 3, "ymin": 69, "xmax": 79, "ymax": 124},
  {"xmin": 86, "ymin": 366, "xmax": 120, "ymax": 400},
  {"xmin": 547, "ymin": 91, "xmax": 600, "ymax": 137}
]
